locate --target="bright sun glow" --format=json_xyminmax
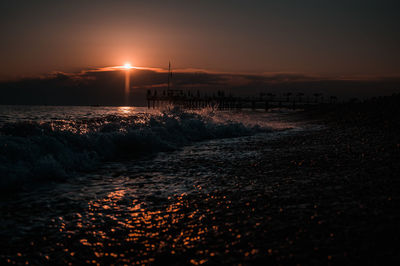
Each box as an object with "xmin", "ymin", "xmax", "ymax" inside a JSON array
[{"xmin": 123, "ymin": 63, "xmax": 133, "ymax": 69}]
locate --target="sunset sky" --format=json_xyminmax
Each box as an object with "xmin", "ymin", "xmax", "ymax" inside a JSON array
[
  {"xmin": 1, "ymin": 0, "xmax": 399, "ymax": 79},
  {"xmin": 1, "ymin": 1, "xmax": 399, "ymax": 105}
]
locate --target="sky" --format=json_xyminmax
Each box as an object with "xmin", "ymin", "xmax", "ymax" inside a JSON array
[
  {"xmin": 0, "ymin": 0, "xmax": 399, "ymax": 105},
  {"xmin": 1, "ymin": 0, "xmax": 399, "ymax": 78}
]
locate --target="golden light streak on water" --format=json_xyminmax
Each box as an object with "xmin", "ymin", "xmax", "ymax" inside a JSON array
[{"xmin": 125, "ymin": 70, "xmax": 130, "ymax": 106}]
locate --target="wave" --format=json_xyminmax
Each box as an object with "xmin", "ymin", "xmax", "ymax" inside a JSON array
[{"xmin": 0, "ymin": 108, "xmax": 269, "ymax": 189}]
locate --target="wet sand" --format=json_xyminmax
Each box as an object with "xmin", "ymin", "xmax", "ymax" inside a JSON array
[{"xmin": 1, "ymin": 96, "xmax": 400, "ymax": 265}]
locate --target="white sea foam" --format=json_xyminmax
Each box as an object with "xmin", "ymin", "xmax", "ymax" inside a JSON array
[{"xmin": 0, "ymin": 107, "xmax": 285, "ymax": 189}]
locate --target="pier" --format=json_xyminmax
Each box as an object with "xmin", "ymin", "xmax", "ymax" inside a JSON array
[
  {"xmin": 146, "ymin": 62, "xmax": 337, "ymax": 111},
  {"xmin": 146, "ymin": 89, "xmax": 338, "ymax": 111}
]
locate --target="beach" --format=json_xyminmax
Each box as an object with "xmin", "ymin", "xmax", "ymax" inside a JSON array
[
  {"xmin": 1, "ymin": 96, "xmax": 399, "ymax": 265},
  {"xmin": 2, "ymin": 0, "xmax": 400, "ymax": 264}
]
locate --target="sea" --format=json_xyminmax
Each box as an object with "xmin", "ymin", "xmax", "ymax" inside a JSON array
[{"xmin": 0, "ymin": 105, "xmax": 308, "ymax": 264}]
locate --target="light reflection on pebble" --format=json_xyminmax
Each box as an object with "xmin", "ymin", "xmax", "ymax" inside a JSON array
[{"xmin": 46, "ymin": 188, "xmax": 261, "ymax": 265}]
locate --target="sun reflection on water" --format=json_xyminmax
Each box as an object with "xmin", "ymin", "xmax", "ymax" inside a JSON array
[{"xmin": 117, "ymin": 106, "xmax": 134, "ymax": 115}]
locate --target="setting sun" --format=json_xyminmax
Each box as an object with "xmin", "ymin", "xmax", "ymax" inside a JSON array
[{"xmin": 123, "ymin": 63, "xmax": 133, "ymax": 69}]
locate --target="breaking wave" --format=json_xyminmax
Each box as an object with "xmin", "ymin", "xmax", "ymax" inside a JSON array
[{"xmin": 0, "ymin": 108, "xmax": 269, "ymax": 189}]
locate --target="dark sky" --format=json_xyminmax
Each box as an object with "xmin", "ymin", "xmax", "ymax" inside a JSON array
[{"xmin": 1, "ymin": 0, "xmax": 399, "ymax": 79}]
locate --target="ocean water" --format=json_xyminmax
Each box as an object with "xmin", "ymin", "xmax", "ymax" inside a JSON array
[{"xmin": 0, "ymin": 105, "xmax": 304, "ymax": 264}]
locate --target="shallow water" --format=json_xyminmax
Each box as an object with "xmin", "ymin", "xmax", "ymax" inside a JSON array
[{"xmin": 0, "ymin": 105, "xmax": 304, "ymax": 264}]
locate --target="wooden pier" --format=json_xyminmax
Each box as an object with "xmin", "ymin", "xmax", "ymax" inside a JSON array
[
  {"xmin": 146, "ymin": 62, "xmax": 337, "ymax": 111},
  {"xmin": 146, "ymin": 90, "xmax": 338, "ymax": 111}
]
